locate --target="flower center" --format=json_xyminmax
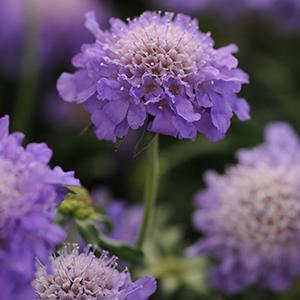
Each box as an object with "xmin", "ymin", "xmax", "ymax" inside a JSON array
[
  {"xmin": 216, "ymin": 165, "xmax": 300, "ymax": 255},
  {"xmin": 110, "ymin": 13, "xmax": 209, "ymax": 80}
]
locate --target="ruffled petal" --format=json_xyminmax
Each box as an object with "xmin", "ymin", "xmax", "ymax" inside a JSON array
[{"xmin": 57, "ymin": 71, "xmax": 96, "ymax": 103}]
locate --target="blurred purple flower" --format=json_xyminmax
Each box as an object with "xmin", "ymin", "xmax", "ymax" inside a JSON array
[
  {"xmin": 158, "ymin": 0, "xmax": 209, "ymax": 14},
  {"xmin": 105, "ymin": 201, "xmax": 142, "ymax": 244},
  {"xmin": 187, "ymin": 122, "xmax": 300, "ymax": 293},
  {"xmin": 0, "ymin": 0, "xmax": 111, "ymax": 75},
  {"xmin": 57, "ymin": 11, "xmax": 249, "ymax": 142},
  {"xmin": 157, "ymin": 0, "xmax": 300, "ymax": 33},
  {"xmin": 268, "ymin": 0, "xmax": 300, "ymax": 33},
  {"xmin": 33, "ymin": 244, "xmax": 157, "ymax": 299},
  {"xmin": 42, "ymin": 92, "xmax": 89, "ymax": 130},
  {"xmin": 92, "ymin": 189, "xmax": 142, "ymax": 245},
  {"xmin": 0, "ymin": 115, "xmax": 79, "ymax": 299}
]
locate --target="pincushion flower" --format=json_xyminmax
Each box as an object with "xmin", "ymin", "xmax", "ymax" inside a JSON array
[
  {"xmin": 0, "ymin": 115, "xmax": 79, "ymax": 299},
  {"xmin": 57, "ymin": 11, "xmax": 250, "ymax": 142},
  {"xmin": 187, "ymin": 122, "xmax": 300, "ymax": 293},
  {"xmin": 0, "ymin": 0, "xmax": 110, "ymax": 74},
  {"xmin": 33, "ymin": 244, "xmax": 157, "ymax": 299}
]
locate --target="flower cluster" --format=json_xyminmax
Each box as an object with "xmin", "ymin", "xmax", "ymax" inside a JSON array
[
  {"xmin": 0, "ymin": 115, "xmax": 79, "ymax": 299},
  {"xmin": 58, "ymin": 11, "xmax": 249, "ymax": 142},
  {"xmin": 0, "ymin": 0, "xmax": 110, "ymax": 74},
  {"xmin": 33, "ymin": 244, "xmax": 157, "ymax": 299},
  {"xmin": 187, "ymin": 123, "xmax": 300, "ymax": 293}
]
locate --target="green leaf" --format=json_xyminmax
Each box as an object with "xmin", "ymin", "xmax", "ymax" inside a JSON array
[{"xmin": 76, "ymin": 219, "xmax": 144, "ymax": 264}]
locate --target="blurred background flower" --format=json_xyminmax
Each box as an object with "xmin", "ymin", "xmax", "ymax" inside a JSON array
[
  {"xmin": 0, "ymin": 0, "xmax": 111, "ymax": 75},
  {"xmin": 188, "ymin": 122, "xmax": 300, "ymax": 293},
  {"xmin": 155, "ymin": 0, "xmax": 300, "ymax": 33}
]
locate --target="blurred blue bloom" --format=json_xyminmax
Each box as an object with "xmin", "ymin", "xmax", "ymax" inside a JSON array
[
  {"xmin": 105, "ymin": 201, "xmax": 143, "ymax": 245},
  {"xmin": 0, "ymin": 0, "xmax": 111, "ymax": 75},
  {"xmin": 58, "ymin": 11, "xmax": 249, "ymax": 142},
  {"xmin": 187, "ymin": 122, "xmax": 300, "ymax": 293},
  {"xmin": 92, "ymin": 189, "xmax": 142, "ymax": 245},
  {"xmin": 158, "ymin": 0, "xmax": 209, "ymax": 14},
  {"xmin": 0, "ymin": 115, "xmax": 79, "ymax": 299},
  {"xmin": 158, "ymin": 0, "xmax": 300, "ymax": 33},
  {"xmin": 267, "ymin": 0, "xmax": 300, "ymax": 33},
  {"xmin": 33, "ymin": 243, "xmax": 157, "ymax": 299}
]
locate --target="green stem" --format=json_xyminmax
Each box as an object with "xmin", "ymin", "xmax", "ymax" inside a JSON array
[
  {"xmin": 12, "ymin": 0, "xmax": 40, "ymax": 135},
  {"xmin": 136, "ymin": 134, "xmax": 159, "ymax": 249}
]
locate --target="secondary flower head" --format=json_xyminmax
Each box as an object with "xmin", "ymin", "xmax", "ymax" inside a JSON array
[
  {"xmin": 0, "ymin": 115, "xmax": 79, "ymax": 299},
  {"xmin": 187, "ymin": 122, "xmax": 300, "ymax": 293},
  {"xmin": 58, "ymin": 11, "xmax": 250, "ymax": 142},
  {"xmin": 33, "ymin": 244, "xmax": 157, "ymax": 299}
]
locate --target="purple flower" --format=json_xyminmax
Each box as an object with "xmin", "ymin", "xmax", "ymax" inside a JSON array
[
  {"xmin": 106, "ymin": 201, "xmax": 142, "ymax": 245},
  {"xmin": 268, "ymin": 0, "xmax": 300, "ymax": 33},
  {"xmin": 187, "ymin": 122, "xmax": 300, "ymax": 293},
  {"xmin": 92, "ymin": 189, "xmax": 142, "ymax": 245},
  {"xmin": 158, "ymin": 0, "xmax": 209, "ymax": 14},
  {"xmin": 0, "ymin": 115, "xmax": 79, "ymax": 299},
  {"xmin": 157, "ymin": 0, "xmax": 256, "ymax": 21},
  {"xmin": 33, "ymin": 244, "xmax": 157, "ymax": 299},
  {"xmin": 0, "ymin": 0, "xmax": 111, "ymax": 75},
  {"xmin": 157, "ymin": 0, "xmax": 300, "ymax": 33},
  {"xmin": 57, "ymin": 11, "xmax": 250, "ymax": 142}
]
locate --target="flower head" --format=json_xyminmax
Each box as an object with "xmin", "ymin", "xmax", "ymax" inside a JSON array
[
  {"xmin": 0, "ymin": 115, "xmax": 79, "ymax": 299},
  {"xmin": 58, "ymin": 11, "xmax": 249, "ymax": 142},
  {"xmin": 33, "ymin": 244, "xmax": 157, "ymax": 299},
  {"xmin": 187, "ymin": 122, "xmax": 300, "ymax": 293}
]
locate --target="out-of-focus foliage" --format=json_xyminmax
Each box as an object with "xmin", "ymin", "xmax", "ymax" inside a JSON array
[{"xmin": 137, "ymin": 208, "xmax": 213, "ymax": 299}]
